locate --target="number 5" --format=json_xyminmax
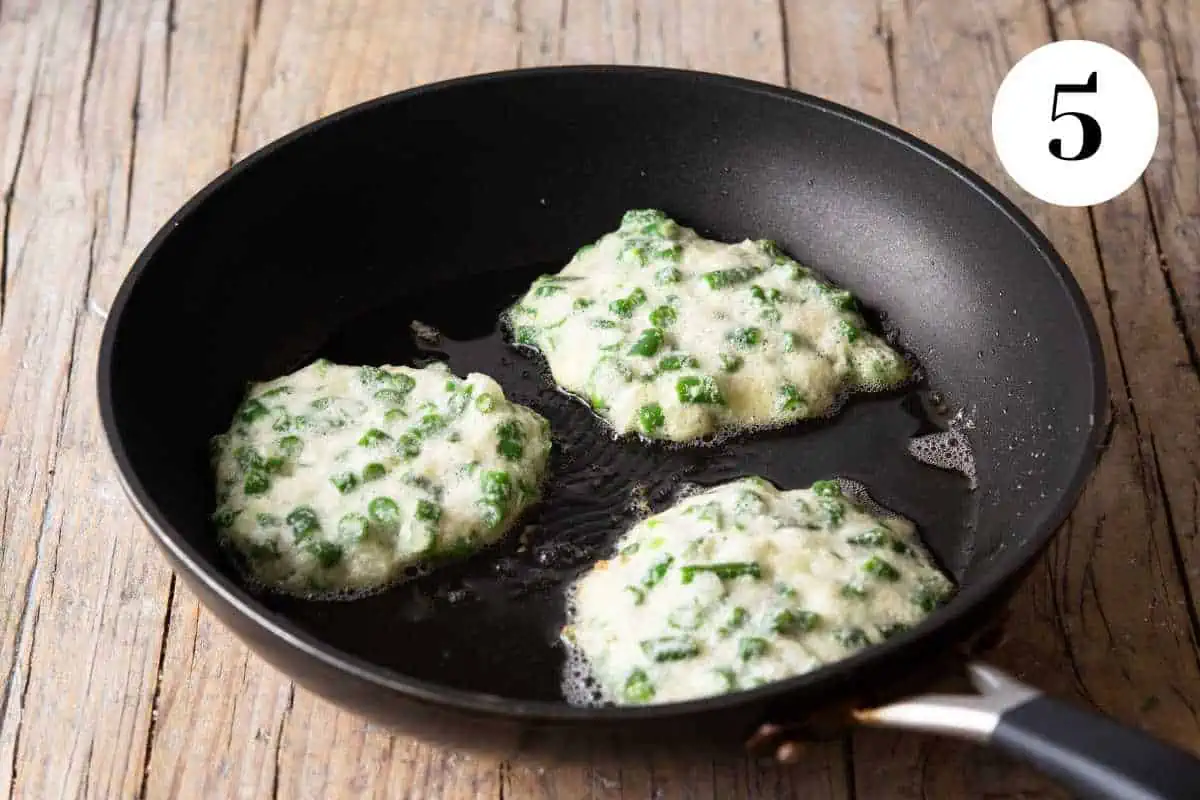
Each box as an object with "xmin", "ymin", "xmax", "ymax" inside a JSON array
[{"xmin": 1049, "ymin": 71, "xmax": 1102, "ymax": 161}]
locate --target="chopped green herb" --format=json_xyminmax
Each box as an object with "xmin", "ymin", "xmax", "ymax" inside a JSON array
[
  {"xmin": 680, "ymin": 562, "xmax": 762, "ymax": 583},
  {"xmin": 642, "ymin": 555, "xmax": 675, "ymax": 590},
  {"xmin": 629, "ymin": 328, "xmax": 665, "ymax": 357},
  {"xmin": 863, "ymin": 556, "xmax": 901, "ymax": 581},
  {"xmin": 330, "ymin": 471, "xmax": 358, "ymax": 494},
  {"xmin": 776, "ymin": 383, "xmax": 805, "ymax": 412},
  {"xmin": 812, "ymin": 480, "xmax": 842, "ymax": 498},
  {"xmin": 648, "ymin": 305, "xmax": 677, "ymax": 328},
  {"xmin": 368, "ymin": 497, "xmax": 401, "ymax": 526},
  {"xmin": 609, "ymin": 287, "xmax": 648, "ymax": 318},
  {"xmin": 658, "ymin": 353, "xmax": 699, "ymax": 372},
  {"xmin": 641, "ymin": 636, "xmax": 701, "ymax": 662},
  {"xmin": 676, "ymin": 375, "xmax": 724, "ymax": 405},
  {"xmin": 719, "ymin": 353, "xmax": 744, "ymax": 373},
  {"xmin": 840, "ymin": 583, "xmax": 868, "ymax": 599},
  {"xmin": 638, "ymin": 403, "xmax": 665, "ymax": 435},
  {"xmin": 286, "ymin": 506, "xmax": 320, "ymax": 540},
  {"xmin": 703, "ymin": 266, "xmax": 761, "ymax": 290},
  {"xmin": 773, "ymin": 609, "xmax": 821, "ymax": 634},
  {"xmin": 838, "ymin": 319, "xmax": 861, "ymax": 342},
  {"xmin": 238, "ymin": 399, "xmax": 269, "ymax": 424},
  {"xmin": 846, "ymin": 529, "xmax": 890, "ymax": 548},
  {"xmin": 738, "ymin": 637, "xmax": 769, "ymax": 661}
]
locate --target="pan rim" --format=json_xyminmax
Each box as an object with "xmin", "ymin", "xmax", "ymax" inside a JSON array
[{"xmin": 96, "ymin": 64, "xmax": 1108, "ymax": 724}]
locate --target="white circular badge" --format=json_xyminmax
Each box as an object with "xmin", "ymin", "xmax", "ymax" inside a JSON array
[{"xmin": 992, "ymin": 40, "xmax": 1159, "ymax": 207}]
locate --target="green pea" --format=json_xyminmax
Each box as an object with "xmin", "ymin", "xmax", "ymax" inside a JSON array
[
  {"xmin": 726, "ymin": 327, "xmax": 762, "ymax": 348},
  {"xmin": 720, "ymin": 353, "xmax": 744, "ymax": 373},
  {"xmin": 338, "ymin": 513, "xmax": 369, "ymax": 541},
  {"xmin": 276, "ymin": 436, "xmax": 303, "ymax": 460},
  {"xmin": 416, "ymin": 413, "xmax": 447, "ymax": 437},
  {"xmin": 676, "ymin": 375, "xmax": 724, "ymax": 405},
  {"xmin": 362, "ymin": 463, "xmax": 387, "ymax": 482},
  {"xmin": 776, "ymin": 383, "xmax": 805, "ymax": 413},
  {"xmin": 396, "ymin": 432, "xmax": 421, "ymax": 459},
  {"xmin": 330, "ymin": 471, "xmax": 358, "ymax": 494},
  {"xmin": 383, "ymin": 408, "xmax": 408, "ymax": 424},
  {"xmin": 837, "ymin": 319, "xmax": 860, "ymax": 342},
  {"xmin": 475, "ymin": 393, "xmax": 497, "ymax": 413},
  {"xmin": 648, "ymin": 305, "xmax": 677, "ymax": 328},
  {"xmin": 624, "ymin": 669, "xmax": 655, "ymax": 703},
  {"xmin": 286, "ymin": 506, "xmax": 320, "ymax": 540},
  {"xmin": 638, "ymin": 403, "xmax": 665, "ymax": 435},
  {"xmin": 358, "ymin": 428, "xmax": 391, "ymax": 448},
  {"xmin": 738, "ymin": 637, "xmax": 769, "ymax": 661},
  {"xmin": 415, "ymin": 499, "xmax": 442, "ymax": 523},
  {"xmin": 243, "ymin": 469, "xmax": 270, "ymax": 495},
  {"xmin": 368, "ymin": 497, "xmax": 401, "ymax": 526},
  {"xmin": 306, "ymin": 540, "xmax": 343, "ymax": 568},
  {"xmin": 629, "ymin": 328, "xmax": 664, "ymax": 357},
  {"xmin": 481, "ymin": 470, "xmax": 512, "ymax": 505},
  {"xmin": 640, "ymin": 636, "xmax": 701, "ymax": 662},
  {"xmin": 835, "ymin": 627, "xmax": 872, "ymax": 649},
  {"xmin": 211, "ymin": 507, "xmax": 238, "ymax": 528}
]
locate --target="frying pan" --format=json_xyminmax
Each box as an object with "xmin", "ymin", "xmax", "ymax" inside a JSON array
[{"xmin": 97, "ymin": 67, "xmax": 1200, "ymax": 797}]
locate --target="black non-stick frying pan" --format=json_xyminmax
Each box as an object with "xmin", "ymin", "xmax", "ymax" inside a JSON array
[{"xmin": 97, "ymin": 67, "xmax": 1200, "ymax": 797}]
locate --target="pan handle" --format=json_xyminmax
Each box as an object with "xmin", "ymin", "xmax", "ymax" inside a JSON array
[{"xmin": 853, "ymin": 662, "xmax": 1200, "ymax": 800}]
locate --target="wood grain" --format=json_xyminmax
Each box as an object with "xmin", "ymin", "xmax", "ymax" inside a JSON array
[{"xmin": 0, "ymin": 1, "xmax": 1195, "ymax": 798}]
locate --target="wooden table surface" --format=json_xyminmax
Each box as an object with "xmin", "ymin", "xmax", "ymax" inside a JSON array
[{"xmin": 2, "ymin": 0, "xmax": 1198, "ymax": 797}]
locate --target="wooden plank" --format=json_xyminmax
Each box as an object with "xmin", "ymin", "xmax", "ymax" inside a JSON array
[
  {"xmin": 783, "ymin": 0, "xmax": 1200, "ymax": 796},
  {"xmin": 0, "ymin": 1, "xmax": 191, "ymax": 797}
]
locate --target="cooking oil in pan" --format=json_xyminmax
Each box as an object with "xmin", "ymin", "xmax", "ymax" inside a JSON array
[{"xmin": 253, "ymin": 264, "xmax": 979, "ymax": 702}]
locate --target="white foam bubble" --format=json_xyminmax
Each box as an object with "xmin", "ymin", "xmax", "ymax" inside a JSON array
[
  {"xmin": 559, "ymin": 588, "xmax": 613, "ymax": 707},
  {"xmin": 906, "ymin": 410, "xmax": 978, "ymax": 489}
]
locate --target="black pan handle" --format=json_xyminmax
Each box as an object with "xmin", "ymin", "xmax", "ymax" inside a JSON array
[{"xmin": 853, "ymin": 663, "xmax": 1200, "ymax": 800}]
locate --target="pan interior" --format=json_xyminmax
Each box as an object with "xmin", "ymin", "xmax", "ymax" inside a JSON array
[{"xmin": 105, "ymin": 69, "xmax": 1101, "ymax": 704}]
